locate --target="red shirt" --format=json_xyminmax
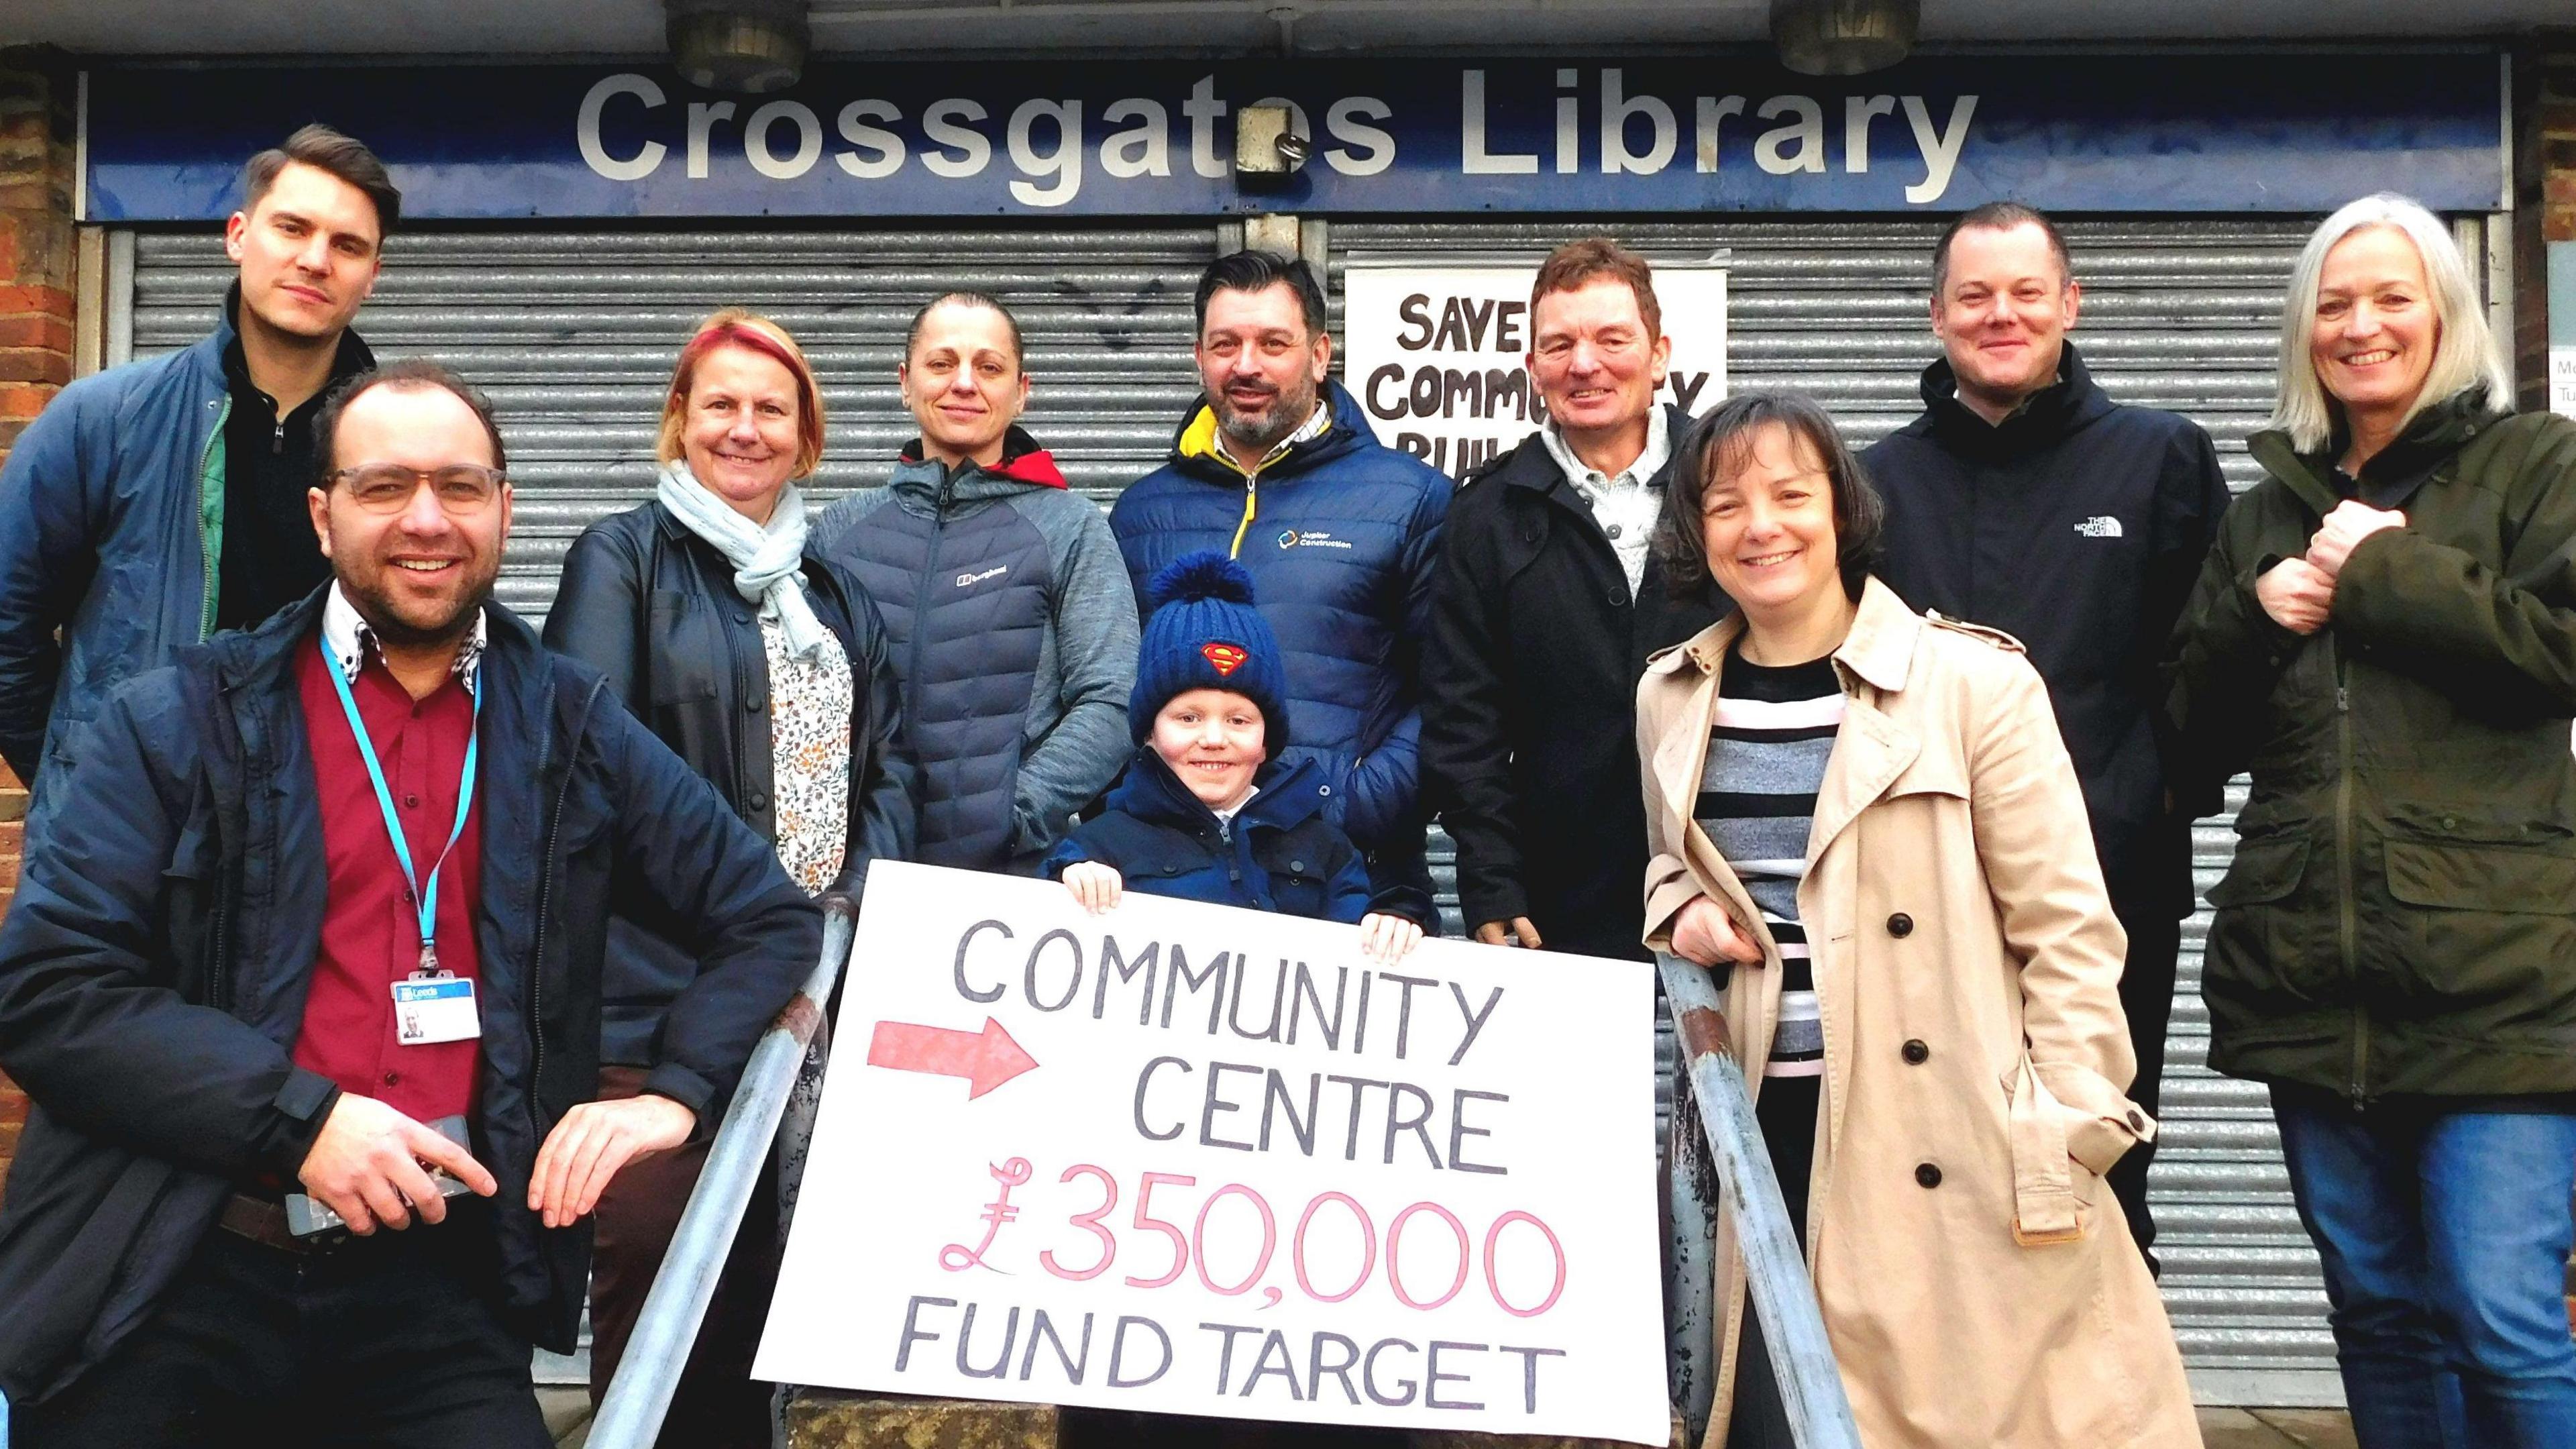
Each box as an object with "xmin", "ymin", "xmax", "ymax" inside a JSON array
[{"xmin": 292, "ymin": 633, "xmax": 483, "ymax": 1122}]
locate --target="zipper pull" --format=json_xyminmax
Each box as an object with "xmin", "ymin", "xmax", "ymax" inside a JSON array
[
  {"xmin": 2337, "ymin": 684, "xmax": 2350, "ymax": 713},
  {"xmin": 272, "ymin": 418, "xmax": 286, "ymax": 455}
]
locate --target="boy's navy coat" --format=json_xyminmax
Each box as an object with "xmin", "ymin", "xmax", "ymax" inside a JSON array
[
  {"xmin": 1042, "ymin": 750, "xmax": 1400, "ymax": 923},
  {"xmin": 0, "ymin": 589, "xmax": 817, "ymax": 1404}
]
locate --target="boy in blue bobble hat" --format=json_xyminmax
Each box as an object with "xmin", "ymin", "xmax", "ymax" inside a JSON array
[{"xmin": 1043, "ymin": 551, "xmax": 1433, "ymax": 961}]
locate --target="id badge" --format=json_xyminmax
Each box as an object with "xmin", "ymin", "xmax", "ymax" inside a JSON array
[{"xmin": 393, "ymin": 975, "xmax": 481, "ymax": 1045}]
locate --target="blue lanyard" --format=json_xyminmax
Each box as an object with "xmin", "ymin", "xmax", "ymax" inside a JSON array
[{"xmin": 318, "ymin": 631, "xmax": 481, "ymax": 975}]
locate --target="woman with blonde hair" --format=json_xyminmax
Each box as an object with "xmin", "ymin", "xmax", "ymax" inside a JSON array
[
  {"xmin": 544, "ymin": 307, "xmax": 914, "ymax": 1446},
  {"xmin": 1640, "ymin": 390, "xmax": 2196, "ymax": 1448},
  {"xmin": 2166, "ymin": 194, "xmax": 2576, "ymax": 1447}
]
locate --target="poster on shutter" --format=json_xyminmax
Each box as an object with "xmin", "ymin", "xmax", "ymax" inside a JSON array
[
  {"xmin": 1342, "ymin": 261, "xmax": 1725, "ymax": 480},
  {"xmin": 756, "ymin": 861, "xmax": 1669, "ymax": 1445}
]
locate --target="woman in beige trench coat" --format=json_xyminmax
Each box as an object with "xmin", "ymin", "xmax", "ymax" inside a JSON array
[{"xmin": 1638, "ymin": 392, "xmax": 2196, "ymax": 1448}]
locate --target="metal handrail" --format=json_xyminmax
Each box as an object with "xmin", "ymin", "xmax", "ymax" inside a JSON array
[
  {"xmin": 588, "ymin": 895, "xmax": 856, "ymax": 1449},
  {"xmin": 1659, "ymin": 951, "xmax": 1864, "ymax": 1449}
]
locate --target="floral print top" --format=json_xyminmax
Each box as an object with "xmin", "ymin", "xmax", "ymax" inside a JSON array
[{"xmin": 762, "ymin": 614, "xmax": 853, "ymax": 896}]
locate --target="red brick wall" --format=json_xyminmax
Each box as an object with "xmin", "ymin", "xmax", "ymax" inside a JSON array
[
  {"xmin": 0, "ymin": 46, "xmax": 79, "ymax": 1205},
  {"xmin": 2547, "ymin": 56, "xmax": 2576, "ymax": 247},
  {"xmin": 2514, "ymin": 44, "xmax": 2573, "ymax": 413},
  {"xmin": 0, "ymin": 764, "xmax": 19, "ymax": 1194}
]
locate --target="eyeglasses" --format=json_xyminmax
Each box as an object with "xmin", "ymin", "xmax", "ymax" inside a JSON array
[{"xmin": 328, "ymin": 464, "xmax": 506, "ymax": 515}]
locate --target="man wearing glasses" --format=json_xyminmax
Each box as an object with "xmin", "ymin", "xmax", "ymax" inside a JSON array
[
  {"xmin": 0, "ymin": 361, "xmax": 818, "ymax": 1444},
  {"xmin": 0, "ymin": 125, "xmax": 393, "ymax": 842}
]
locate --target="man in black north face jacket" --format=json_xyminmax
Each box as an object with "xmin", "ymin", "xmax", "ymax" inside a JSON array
[
  {"xmin": 1863, "ymin": 205, "xmax": 2231, "ymax": 1269},
  {"xmin": 1424, "ymin": 240, "xmax": 1729, "ymax": 963}
]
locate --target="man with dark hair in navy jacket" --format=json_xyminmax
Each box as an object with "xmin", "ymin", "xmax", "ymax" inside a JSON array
[
  {"xmin": 0, "ymin": 126, "xmax": 398, "ymax": 845},
  {"xmin": 1863, "ymin": 203, "xmax": 2232, "ymax": 1271},
  {"xmin": 0, "ymin": 361, "xmax": 816, "ymax": 1444},
  {"xmin": 1110, "ymin": 251, "xmax": 1448, "ymax": 932}
]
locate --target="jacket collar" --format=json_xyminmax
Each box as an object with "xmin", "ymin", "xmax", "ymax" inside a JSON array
[
  {"xmin": 319, "ymin": 582, "xmax": 487, "ymax": 689},
  {"xmin": 888, "ymin": 425, "xmax": 1068, "ymax": 508},
  {"xmin": 1484, "ymin": 403, "xmax": 1690, "ymax": 517},
  {"xmin": 1646, "ymin": 577, "xmax": 1924, "ymax": 914},
  {"xmin": 1538, "ymin": 403, "xmax": 1672, "ymax": 494},
  {"xmin": 1108, "ymin": 747, "xmax": 1329, "ymax": 833},
  {"xmin": 1163, "ymin": 378, "xmax": 1371, "ymax": 483},
  {"xmin": 896, "ymin": 424, "xmax": 1067, "ymax": 485},
  {"xmin": 1178, "ymin": 393, "xmax": 1334, "ymax": 478},
  {"xmin": 211, "ymin": 583, "xmax": 558, "ymax": 755},
  {"xmin": 1653, "ymin": 576, "xmax": 1919, "ymax": 694},
  {"xmin": 213, "ymin": 281, "xmax": 378, "ymax": 396},
  {"xmin": 2246, "ymin": 389, "xmax": 2507, "ymax": 517},
  {"xmin": 649, "ymin": 496, "xmax": 842, "ymax": 582},
  {"xmin": 1916, "ymin": 339, "xmax": 2110, "ymax": 458}
]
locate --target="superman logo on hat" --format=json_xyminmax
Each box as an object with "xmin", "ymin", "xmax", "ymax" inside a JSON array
[{"xmin": 1201, "ymin": 641, "xmax": 1248, "ymax": 676}]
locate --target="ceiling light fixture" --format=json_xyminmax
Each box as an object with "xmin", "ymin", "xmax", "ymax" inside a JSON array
[
  {"xmin": 1770, "ymin": 0, "xmax": 1919, "ymax": 76},
  {"xmin": 667, "ymin": 0, "xmax": 811, "ymax": 94}
]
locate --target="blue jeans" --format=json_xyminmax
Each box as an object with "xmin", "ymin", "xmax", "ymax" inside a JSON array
[{"xmin": 2271, "ymin": 1086, "xmax": 2576, "ymax": 1449}]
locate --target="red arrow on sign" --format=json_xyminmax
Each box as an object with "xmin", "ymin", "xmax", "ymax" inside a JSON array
[{"xmin": 865, "ymin": 1017, "xmax": 1039, "ymax": 1099}]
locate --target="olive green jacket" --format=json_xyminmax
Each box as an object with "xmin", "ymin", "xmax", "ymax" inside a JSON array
[{"xmin": 2165, "ymin": 397, "xmax": 2576, "ymax": 1099}]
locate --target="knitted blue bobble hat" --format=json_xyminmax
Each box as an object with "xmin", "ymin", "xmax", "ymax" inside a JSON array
[{"xmin": 1131, "ymin": 551, "xmax": 1291, "ymax": 751}]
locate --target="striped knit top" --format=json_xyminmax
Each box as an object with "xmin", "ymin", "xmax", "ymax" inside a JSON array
[{"xmin": 1694, "ymin": 645, "xmax": 1843, "ymax": 1079}]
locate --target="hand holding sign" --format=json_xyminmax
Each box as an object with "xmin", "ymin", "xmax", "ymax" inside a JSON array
[{"xmin": 1063, "ymin": 861, "xmax": 1126, "ymax": 914}]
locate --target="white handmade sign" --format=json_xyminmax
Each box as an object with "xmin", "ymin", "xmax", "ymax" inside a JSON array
[
  {"xmin": 1342, "ymin": 259, "xmax": 1727, "ymax": 479},
  {"xmin": 757, "ymin": 861, "xmax": 1669, "ymax": 1445}
]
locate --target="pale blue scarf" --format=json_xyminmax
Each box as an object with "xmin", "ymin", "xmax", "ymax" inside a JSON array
[{"xmin": 655, "ymin": 460, "xmax": 830, "ymax": 660}]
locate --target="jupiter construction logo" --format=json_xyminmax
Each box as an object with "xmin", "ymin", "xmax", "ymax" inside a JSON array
[{"xmin": 1277, "ymin": 530, "xmax": 1353, "ymax": 551}]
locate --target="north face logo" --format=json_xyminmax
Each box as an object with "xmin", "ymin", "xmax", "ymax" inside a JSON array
[
  {"xmin": 2074, "ymin": 517, "xmax": 2125, "ymax": 539},
  {"xmin": 1201, "ymin": 642, "xmax": 1248, "ymax": 676}
]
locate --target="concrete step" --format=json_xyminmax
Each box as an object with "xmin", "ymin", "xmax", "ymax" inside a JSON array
[{"xmin": 780, "ymin": 1393, "xmax": 1683, "ymax": 1448}]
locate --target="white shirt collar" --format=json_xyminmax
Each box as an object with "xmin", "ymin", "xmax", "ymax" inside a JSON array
[
  {"xmin": 1212, "ymin": 784, "xmax": 1260, "ymax": 838},
  {"xmin": 1541, "ymin": 405, "xmax": 1672, "ymax": 498},
  {"xmin": 322, "ymin": 582, "xmax": 487, "ymax": 688}
]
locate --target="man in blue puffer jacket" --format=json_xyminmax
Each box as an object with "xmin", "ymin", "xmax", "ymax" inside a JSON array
[{"xmin": 1110, "ymin": 253, "xmax": 1448, "ymax": 930}]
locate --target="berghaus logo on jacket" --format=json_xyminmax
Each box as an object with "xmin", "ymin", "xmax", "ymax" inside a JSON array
[{"xmin": 956, "ymin": 564, "xmax": 1010, "ymax": 588}]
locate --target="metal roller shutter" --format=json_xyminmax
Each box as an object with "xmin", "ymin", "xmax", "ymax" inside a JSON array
[
  {"xmin": 1327, "ymin": 216, "xmax": 2342, "ymax": 1405},
  {"xmin": 129, "ymin": 224, "xmax": 1222, "ymax": 626}
]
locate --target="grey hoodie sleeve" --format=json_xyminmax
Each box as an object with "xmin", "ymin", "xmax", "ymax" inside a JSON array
[{"xmin": 1012, "ymin": 498, "xmax": 1140, "ymax": 854}]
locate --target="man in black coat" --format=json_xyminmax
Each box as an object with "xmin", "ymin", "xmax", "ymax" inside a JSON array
[
  {"xmin": 1425, "ymin": 238, "xmax": 1728, "ymax": 962},
  {"xmin": 1862, "ymin": 203, "xmax": 2231, "ymax": 1270},
  {"xmin": 0, "ymin": 360, "xmax": 818, "ymax": 1443}
]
